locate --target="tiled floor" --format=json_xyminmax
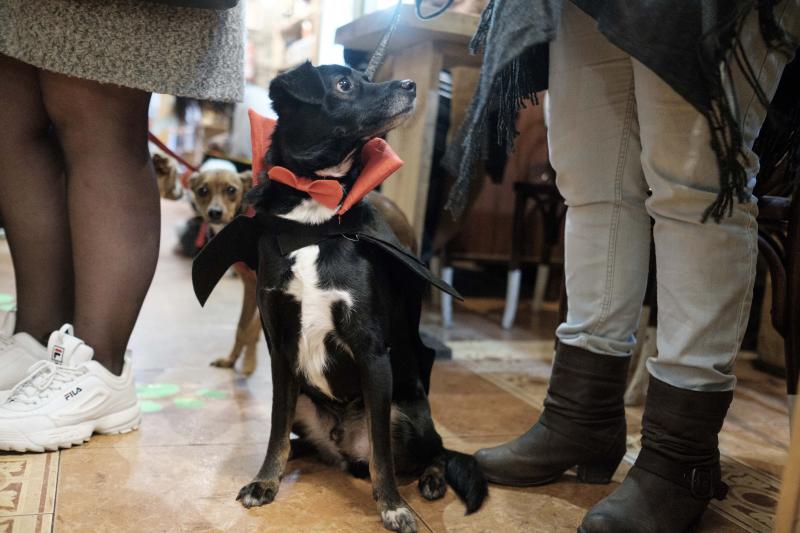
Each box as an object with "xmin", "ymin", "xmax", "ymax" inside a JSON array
[{"xmin": 0, "ymin": 200, "xmax": 792, "ymax": 532}]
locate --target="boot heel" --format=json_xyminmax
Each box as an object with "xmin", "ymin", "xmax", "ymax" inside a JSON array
[{"xmin": 576, "ymin": 459, "xmax": 621, "ymax": 484}]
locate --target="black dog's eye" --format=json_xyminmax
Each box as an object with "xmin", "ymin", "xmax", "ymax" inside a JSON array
[
  {"xmin": 225, "ymin": 186, "xmax": 237, "ymax": 195},
  {"xmin": 197, "ymin": 186, "xmax": 209, "ymax": 198},
  {"xmin": 336, "ymin": 77, "xmax": 353, "ymax": 92}
]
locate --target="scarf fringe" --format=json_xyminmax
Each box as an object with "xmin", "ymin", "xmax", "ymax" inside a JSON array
[
  {"xmin": 690, "ymin": 0, "xmax": 796, "ymax": 221},
  {"xmin": 469, "ymin": 0, "xmax": 495, "ymax": 54},
  {"xmin": 444, "ymin": 50, "xmax": 541, "ymax": 216},
  {"xmin": 450, "ymin": 0, "xmax": 798, "ymax": 222}
]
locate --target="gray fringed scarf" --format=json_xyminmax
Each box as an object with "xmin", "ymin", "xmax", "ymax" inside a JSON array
[{"xmin": 443, "ymin": 0, "xmax": 799, "ymax": 222}]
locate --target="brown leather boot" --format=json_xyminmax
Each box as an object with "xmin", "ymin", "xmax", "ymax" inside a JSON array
[
  {"xmin": 579, "ymin": 376, "xmax": 732, "ymax": 533},
  {"xmin": 474, "ymin": 343, "xmax": 630, "ymax": 486}
]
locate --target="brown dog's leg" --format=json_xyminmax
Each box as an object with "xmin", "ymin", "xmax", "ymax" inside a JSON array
[
  {"xmin": 360, "ymin": 353, "xmax": 417, "ymax": 533},
  {"xmin": 211, "ymin": 268, "xmax": 259, "ymax": 373},
  {"xmin": 237, "ymin": 343, "xmax": 298, "ymax": 508},
  {"xmin": 240, "ymin": 313, "xmax": 261, "ymax": 376},
  {"xmin": 239, "ymin": 272, "xmax": 260, "ymax": 375}
]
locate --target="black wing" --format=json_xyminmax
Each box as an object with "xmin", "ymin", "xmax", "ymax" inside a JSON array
[{"xmin": 191, "ymin": 215, "xmax": 260, "ymax": 306}]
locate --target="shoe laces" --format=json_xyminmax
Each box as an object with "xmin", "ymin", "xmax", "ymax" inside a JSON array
[{"xmin": 7, "ymin": 360, "xmax": 87, "ymax": 406}]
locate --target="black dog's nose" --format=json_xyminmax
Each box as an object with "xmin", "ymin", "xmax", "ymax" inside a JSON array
[
  {"xmin": 207, "ymin": 208, "xmax": 223, "ymax": 221},
  {"xmin": 400, "ymin": 79, "xmax": 416, "ymax": 93}
]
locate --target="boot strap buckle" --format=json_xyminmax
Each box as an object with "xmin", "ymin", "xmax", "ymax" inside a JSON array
[
  {"xmin": 690, "ymin": 468, "xmax": 714, "ymax": 499},
  {"xmin": 690, "ymin": 467, "xmax": 728, "ymax": 500}
]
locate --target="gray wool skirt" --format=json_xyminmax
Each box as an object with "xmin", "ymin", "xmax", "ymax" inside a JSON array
[{"xmin": 0, "ymin": 0, "xmax": 244, "ymax": 102}]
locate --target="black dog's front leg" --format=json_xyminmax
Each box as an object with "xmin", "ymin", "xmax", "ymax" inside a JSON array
[
  {"xmin": 360, "ymin": 352, "xmax": 417, "ymax": 533},
  {"xmin": 237, "ymin": 349, "xmax": 299, "ymax": 508}
]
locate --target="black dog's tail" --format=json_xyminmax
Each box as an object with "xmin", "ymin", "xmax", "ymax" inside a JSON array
[{"xmin": 443, "ymin": 449, "xmax": 488, "ymax": 514}]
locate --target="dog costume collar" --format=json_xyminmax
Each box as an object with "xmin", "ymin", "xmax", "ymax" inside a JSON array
[
  {"xmin": 192, "ymin": 202, "xmax": 463, "ymax": 308},
  {"xmin": 248, "ymin": 109, "xmax": 403, "ymax": 215}
]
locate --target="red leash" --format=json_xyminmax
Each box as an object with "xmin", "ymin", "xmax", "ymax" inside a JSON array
[{"xmin": 148, "ymin": 131, "xmax": 199, "ymax": 188}]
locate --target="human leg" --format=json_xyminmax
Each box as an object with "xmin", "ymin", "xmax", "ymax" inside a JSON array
[
  {"xmin": 581, "ymin": 4, "xmax": 799, "ymax": 531},
  {"xmin": 0, "ymin": 54, "xmax": 71, "ymax": 393},
  {"xmin": 0, "ymin": 54, "xmax": 73, "ymax": 342},
  {"xmin": 475, "ymin": 2, "xmax": 649, "ymax": 485},
  {"xmin": 39, "ymin": 71, "xmax": 159, "ymax": 375}
]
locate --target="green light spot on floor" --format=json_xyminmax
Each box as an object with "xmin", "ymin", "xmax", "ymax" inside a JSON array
[
  {"xmin": 139, "ymin": 400, "xmax": 164, "ymax": 413},
  {"xmin": 173, "ymin": 397, "xmax": 205, "ymax": 409},
  {"xmin": 136, "ymin": 383, "xmax": 181, "ymax": 399},
  {"xmin": 197, "ymin": 388, "xmax": 226, "ymax": 399}
]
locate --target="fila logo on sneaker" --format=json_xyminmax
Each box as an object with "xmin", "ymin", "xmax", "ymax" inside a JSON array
[
  {"xmin": 64, "ymin": 387, "xmax": 82, "ymax": 401},
  {"xmin": 53, "ymin": 345, "xmax": 65, "ymax": 365}
]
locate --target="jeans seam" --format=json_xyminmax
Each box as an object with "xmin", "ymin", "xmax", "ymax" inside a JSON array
[
  {"xmin": 590, "ymin": 76, "xmax": 636, "ymax": 336},
  {"xmin": 739, "ymin": 1, "xmax": 790, "ymax": 130},
  {"xmin": 730, "ymin": 209, "xmax": 756, "ymax": 368}
]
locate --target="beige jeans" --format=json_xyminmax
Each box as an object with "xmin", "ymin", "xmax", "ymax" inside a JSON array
[{"xmin": 549, "ymin": 1, "xmax": 798, "ymax": 391}]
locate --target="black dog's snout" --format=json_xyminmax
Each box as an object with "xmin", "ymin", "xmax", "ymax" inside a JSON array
[
  {"xmin": 208, "ymin": 208, "xmax": 223, "ymax": 221},
  {"xmin": 400, "ymin": 79, "xmax": 416, "ymax": 93}
]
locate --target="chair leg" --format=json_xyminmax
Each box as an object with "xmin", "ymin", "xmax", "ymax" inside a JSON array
[
  {"xmin": 785, "ymin": 193, "xmax": 799, "ymax": 408},
  {"xmin": 441, "ymin": 266, "xmax": 454, "ymax": 329},
  {"xmin": 775, "ymin": 396, "xmax": 800, "ymax": 533},
  {"xmin": 502, "ymin": 268, "xmax": 522, "ymax": 330},
  {"xmin": 531, "ymin": 264, "xmax": 549, "ymax": 312}
]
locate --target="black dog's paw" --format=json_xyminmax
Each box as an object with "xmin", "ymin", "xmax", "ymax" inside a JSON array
[
  {"xmin": 236, "ymin": 480, "xmax": 279, "ymax": 508},
  {"xmin": 418, "ymin": 467, "xmax": 447, "ymax": 501},
  {"xmin": 380, "ymin": 506, "xmax": 417, "ymax": 533}
]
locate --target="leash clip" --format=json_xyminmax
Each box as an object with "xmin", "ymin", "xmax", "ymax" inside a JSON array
[{"xmin": 342, "ymin": 233, "xmax": 360, "ymax": 242}]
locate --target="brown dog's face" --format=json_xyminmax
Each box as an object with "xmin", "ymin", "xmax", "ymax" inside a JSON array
[{"xmin": 189, "ymin": 169, "xmax": 253, "ymax": 227}]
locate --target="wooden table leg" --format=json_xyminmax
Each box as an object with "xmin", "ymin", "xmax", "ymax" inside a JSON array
[
  {"xmin": 383, "ymin": 41, "xmax": 443, "ymax": 243},
  {"xmin": 775, "ymin": 397, "xmax": 800, "ymax": 533}
]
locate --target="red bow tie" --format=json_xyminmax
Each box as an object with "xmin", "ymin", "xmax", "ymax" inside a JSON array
[{"xmin": 248, "ymin": 109, "xmax": 403, "ymax": 215}]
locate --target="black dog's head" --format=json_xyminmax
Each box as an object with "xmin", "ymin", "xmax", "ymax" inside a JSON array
[{"xmin": 267, "ymin": 61, "xmax": 416, "ymax": 179}]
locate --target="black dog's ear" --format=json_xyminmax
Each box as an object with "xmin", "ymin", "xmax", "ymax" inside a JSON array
[{"xmin": 269, "ymin": 61, "xmax": 325, "ymax": 108}]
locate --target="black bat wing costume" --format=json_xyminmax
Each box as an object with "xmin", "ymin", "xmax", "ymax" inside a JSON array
[{"xmin": 191, "ymin": 199, "xmax": 462, "ymax": 394}]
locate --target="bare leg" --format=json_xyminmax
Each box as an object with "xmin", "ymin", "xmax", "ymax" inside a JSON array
[
  {"xmin": 0, "ymin": 54, "xmax": 73, "ymax": 343},
  {"xmin": 40, "ymin": 72, "xmax": 159, "ymax": 375}
]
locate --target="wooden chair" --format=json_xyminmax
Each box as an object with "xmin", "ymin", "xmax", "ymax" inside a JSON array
[
  {"xmin": 756, "ymin": 192, "xmax": 799, "ymax": 412},
  {"xmin": 501, "ymin": 171, "xmax": 566, "ymax": 329}
]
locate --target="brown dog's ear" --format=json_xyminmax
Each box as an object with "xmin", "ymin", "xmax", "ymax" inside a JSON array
[
  {"xmin": 239, "ymin": 170, "xmax": 253, "ymax": 193},
  {"xmin": 152, "ymin": 154, "xmax": 183, "ymax": 200},
  {"xmin": 152, "ymin": 153, "xmax": 176, "ymax": 179},
  {"xmin": 269, "ymin": 61, "xmax": 325, "ymax": 109},
  {"xmin": 187, "ymin": 171, "xmax": 202, "ymax": 190}
]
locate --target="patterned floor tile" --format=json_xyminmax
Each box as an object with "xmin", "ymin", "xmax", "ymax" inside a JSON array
[
  {"xmin": 0, "ymin": 453, "xmax": 58, "ymax": 517},
  {"xmin": 0, "ymin": 514, "xmax": 54, "ymax": 533}
]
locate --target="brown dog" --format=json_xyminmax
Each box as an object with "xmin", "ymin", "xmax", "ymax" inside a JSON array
[
  {"xmin": 154, "ymin": 154, "xmax": 416, "ymax": 376},
  {"xmin": 155, "ymin": 155, "xmax": 261, "ymax": 375}
]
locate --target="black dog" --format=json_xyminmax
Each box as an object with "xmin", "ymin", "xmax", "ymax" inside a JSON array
[{"xmin": 193, "ymin": 61, "xmax": 487, "ymax": 533}]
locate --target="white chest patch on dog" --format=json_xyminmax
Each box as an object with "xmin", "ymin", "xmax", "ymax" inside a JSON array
[
  {"xmin": 279, "ymin": 199, "xmax": 338, "ymax": 225},
  {"xmin": 286, "ymin": 245, "xmax": 354, "ymax": 398},
  {"xmin": 314, "ymin": 149, "xmax": 356, "ymax": 178}
]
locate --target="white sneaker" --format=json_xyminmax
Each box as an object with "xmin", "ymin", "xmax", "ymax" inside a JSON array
[
  {"xmin": 0, "ymin": 331, "xmax": 49, "ymax": 395},
  {"xmin": 0, "ymin": 309, "xmax": 15, "ymax": 337},
  {"xmin": 0, "ymin": 324, "xmax": 141, "ymax": 452}
]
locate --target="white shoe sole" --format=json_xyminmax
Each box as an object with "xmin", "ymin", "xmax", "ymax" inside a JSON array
[{"xmin": 0, "ymin": 404, "xmax": 142, "ymax": 453}]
